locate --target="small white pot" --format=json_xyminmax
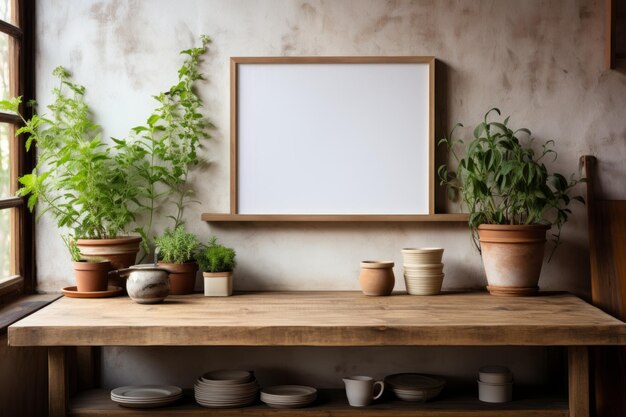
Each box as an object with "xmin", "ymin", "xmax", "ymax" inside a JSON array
[
  {"xmin": 203, "ymin": 271, "xmax": 233, "ymax": 296},
  {"xmin": 477, "ymin": 380, "xmax": 512, "ymax": 403}
]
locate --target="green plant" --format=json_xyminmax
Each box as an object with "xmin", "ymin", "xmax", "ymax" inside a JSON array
[
  {"xmin": 438, "ymin": 108, "xmax": 584, "ymax": 256},
  {"xmin": 197, "ymin": 237, "xmax": 236, "ymax": 273},
  {"xmin": 1, "ymin": 36, "xmax": 213, "ymax": 259},
  {"xmin": 0, "ymin": 68, "xmax": 140, "ymax": 254},
  {"xmin": 155, "ymin": 226, "xmax": 200, "ymax": 264},
  {"xmin": 116, "ymin": 35, "xmax": 214, "ymax": 256}
]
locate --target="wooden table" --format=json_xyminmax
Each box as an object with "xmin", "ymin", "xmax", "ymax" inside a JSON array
[{"xmin": 8, "ymin": 291, "xmax": 626, "ymax": 417}]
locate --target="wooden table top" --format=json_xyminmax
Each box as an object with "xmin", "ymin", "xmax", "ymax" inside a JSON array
[{"xmin": 8, "ymin": 291, "xmax": 626, "ymax": 347}]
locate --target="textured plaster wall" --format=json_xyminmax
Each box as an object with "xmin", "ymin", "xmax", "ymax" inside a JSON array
[{"xmin": 36, "ymin": 0, "xmax": 625, "ymax": 388}]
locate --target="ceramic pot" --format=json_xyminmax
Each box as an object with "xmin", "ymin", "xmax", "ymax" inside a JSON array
[
  {"xmin": 158, "ymin": 261, "xmax": 198, "ymax": 295},
  {"xmin": 477, "ymin": 380, "xmax": 513, "ymax": 403},
  {"xmin": 203, "ymin": 271, "xmax": 233, "ymax": 296},
  {"xmin": 478, "ymin": 224, "xmax": 550, "ymax": 296},
  {"xmin": 119, "ymin": 265, "xmax": 170, "ymax": 304},
  {"xmin": 359, "ymin": 261, "xmax": 395, "ymax": 296},
  {"xmin": 76, "ymin": 236, "xmax": 142, "ymax": 270},
  {"xmin": 73, "ymin": 260, "xmax": 112, "ymax": 292}
]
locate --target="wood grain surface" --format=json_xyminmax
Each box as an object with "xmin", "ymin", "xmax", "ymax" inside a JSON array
[
  {"xmin": 201, "ymin": 213, "xmax": 470, "ymax": 222},
  {"xmin": 8, "ymin": 291, "xmax": 626, "ymax": 347}
]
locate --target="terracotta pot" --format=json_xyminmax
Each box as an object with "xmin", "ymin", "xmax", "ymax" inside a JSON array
[
  {"xmin": 478, "ymin": 224, "xmax": 550, "ymax": 296},
  {"xmin": 203, "ymin": 271, "xmax": 233, "ymax": 296},
  {"xmin": 359, "ymin": 261, "xmax": 395, "ymax": 296},
  {"xmin": 76, "ymin": 236, "xmax": 142, "ymax": 270},
  {"xmin": 73, "ymin": 260, "xmax": 112, "ymax": 292},
  {"xmin": 158, "ymin": 261, "xmax": 199, "ymax": 295}
]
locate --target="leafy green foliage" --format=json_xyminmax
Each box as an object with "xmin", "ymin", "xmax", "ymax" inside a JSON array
[
  {"xmin": 197, "ymin": 237, "xmax": 236, "ymax": 273},
  {"xmin": 438, "ymin": 108, "xmax": 584, "ymax": 257},
  {"xmin": 116, "ymin": 35, "xmax": 214, "ymax": 257},
  {"xmin": 155, "ymin": 226, "xmax": 200, "ymax": 264},
  {"xmin": 4, "ymin": 36, "xmax": 213, "ymax": 259},
  {"xmin": 5, "ymin": 68, "xmax": 141, "ymax": 256}
]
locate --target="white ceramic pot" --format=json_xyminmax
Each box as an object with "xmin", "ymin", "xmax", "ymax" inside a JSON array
[
  {"xmin": 203, "ymin": 271, "xmax": 233, "ymax": 296},
  {"xmin": 477, "ymin": 380, "xmax": 512, "ymax": 403},
  {"xmin": 402, "ymin": 248, "xmax": 444, "ymax": 264},
  {"xmin": 478, "ymin": 366, "xmax": 513, "ymax": 384},
  {"xmin": 119, "ymin": 265, "xmax": 170, "ymax": 304},
  {"xmin": 404, "ymin": 274, "xmax": 444, "ymax": 295}
]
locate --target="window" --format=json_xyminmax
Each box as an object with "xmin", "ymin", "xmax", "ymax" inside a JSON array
[{"xmin": 0, "ymin": 0, "xmax": 35, "ymax": 300}]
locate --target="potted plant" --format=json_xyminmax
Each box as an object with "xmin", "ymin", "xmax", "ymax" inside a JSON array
[
  {"xmin": 197, "ymin": 237, "xmax": 236, "ymax": 297},
  {"xmin": 438, "ymin": 108, "xmax": 584, "ymax": 296},
  {"xmin": 65, "ymin": 237, "xmax": 112, "ymax": 293},
  {"xmin": 0, "ymin": 36, "xmax": 214, "ymax": 270},
  {"xmin": 0, "ymin": 68, "xmax": 142, "ymax": 269},
  {"xmin": 155, "ymin": 226, "xmax": 200, "ymax": 295}
]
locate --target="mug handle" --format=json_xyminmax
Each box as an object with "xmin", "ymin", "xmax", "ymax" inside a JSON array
[{"xmin": 372, "ymin": 380, "xmax": 384, "ymax": 400}]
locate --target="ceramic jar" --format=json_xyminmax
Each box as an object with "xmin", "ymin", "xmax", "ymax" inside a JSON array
[
  {"xmin": 203, "ymin": 271, "xmax": 233, "ymax": 297},
  {"xmin": 120, "ymin": 265, "xmax": 171, "ymax": 304},
  {"xmin": 477, "ymin": 365, "xmax": 513, "ymax": 403},
  {"xmin": 359, "ymin": 261, "xmax": 395, "ymax": 296}
]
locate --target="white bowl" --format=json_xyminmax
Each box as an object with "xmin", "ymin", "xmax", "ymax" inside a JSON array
[{"xmin": 478, "ymin": 366, "xmax": 513, "ymax": 384}]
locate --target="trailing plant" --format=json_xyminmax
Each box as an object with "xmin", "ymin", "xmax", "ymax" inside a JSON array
[
  {"xmin": 438, "ymin": 108, "xmax": 584, "ymax": 257},
  {"xmin": 197, "ymin": 237, "xmax": 236, "ymax": 273},
  {"xmin": 155, "ymin": 226, "xmax": 200, "ymax": 264},
  {"xmin": 116, "ymin": 35, "xmax": 214, "ymax": 257},
  {"xmin": 0, "ymin": 68, "xmax": 140, "ymax": 255}
]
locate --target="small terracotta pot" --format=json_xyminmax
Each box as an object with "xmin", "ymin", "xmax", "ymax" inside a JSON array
[
  {"xmin": 158, "ymin": 261, "xmax": 199, "ymax": 295},
  {"xmin": 73, "ymin": 260, "xmax": 112, "ymax": 292},
  {"xmin": 478, "ymin": 224, "xmax": 550, "ymax": 296},
  {"xmin": 359, "ymin": 261, "xmax": 395, "ymax": 296},
  {"xmin": 76, "ymin": 236, "xmax": 142, "ymax": 270},
  {"xmin": 203, "ymin": 271, "xmax": 233, "ymax": 297}
]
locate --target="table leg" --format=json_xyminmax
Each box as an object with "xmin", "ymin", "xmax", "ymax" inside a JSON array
[
  {"xmin": 48, "ymin": 347, "xmax": 68, "ymax": 417},
  {"xmin": 568, "ymin": 346, "xmax": 590, "ymax": 417}
]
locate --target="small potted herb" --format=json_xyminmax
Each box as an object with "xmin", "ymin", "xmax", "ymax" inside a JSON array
[
  {"xmin": 155, "ymin": 227, "xmax": 200, "ymax": 295},
  {"xmin": 65, "ymin": 237, "xmax": 112, "ymax": 293},
  {"xmin": 197, "ymin": 237, "xmax": 236, "ymax": 297},
  {"xmin": 438, "ymin": 108, "xmax": 584, "ymax": 296}
]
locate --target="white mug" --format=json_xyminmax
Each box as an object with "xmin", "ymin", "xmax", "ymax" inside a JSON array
[{"xmin": 343, "ymin": 376, "xmax": 384, "ymax": 407}]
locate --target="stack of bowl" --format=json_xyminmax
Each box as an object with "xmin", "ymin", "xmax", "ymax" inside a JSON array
[
  {"xmin": 477, "ymin": 365, "xmax": 513, "ymax": 403},
  {"xmin": 194, "ymin": 369, "xmax": 259, "ymax": 408},
  {"xmin": 402, "ymin": 248, "xmax": 444, "ymax": 295}
]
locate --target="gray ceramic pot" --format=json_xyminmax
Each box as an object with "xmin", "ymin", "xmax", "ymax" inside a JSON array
[{"xmin": 118, "ymin": 264, "xmax": 170, "ymax": 304}]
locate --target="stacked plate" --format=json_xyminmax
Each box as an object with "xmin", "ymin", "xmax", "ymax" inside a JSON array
[
  {"xmin": 260, "ymin": 385, "xmax": 317, "ymax": 408},
  {"xmin": 385, "ymin": 373, "xmax": 445, "ymax": 402},
  {"xmin": 110, "ymin": 385, "xmax": 182, "ymax": 408},
  {"xmin": 402, "ymin": 248, "xmax": 445, "ymax": 295},
  {"xmin": 194, "ymin": 369, "xmax": 259, "ymax": 408}
]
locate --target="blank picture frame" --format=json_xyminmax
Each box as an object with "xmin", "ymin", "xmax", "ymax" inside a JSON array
[{"xmin": 230, "ymin": 56, "xmax": 435, "ymax": 219}]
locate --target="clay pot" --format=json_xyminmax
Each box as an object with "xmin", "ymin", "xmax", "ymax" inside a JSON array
[
  {"xmin": 73, "ymin": 260, "xmax": 112, "ymax": 292},
  {"xmin": 158, "ymin": 261, "xmax": 199, "ymax": 295},
  {"xmin": 76, "ymin": 236, "xmax": 142, "ymax": 270},
  {"xmin": 478, "ymin": 224, "xmax": 550, "ymax": 296},
  {"xmin": 359, "ymin": 261, "xmax": 395, "ymax": 296},
  {"xmin": 203, "ymin": 271, "xmax": 233, "ymax": 297}
]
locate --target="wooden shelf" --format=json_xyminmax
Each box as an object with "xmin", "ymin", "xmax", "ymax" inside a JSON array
[
  {"xmin": 70, "ymin": 389, "xmax": 568, "ymax": 417},
  {"xmin": 9, "ymin": 291, "xmax": 626, "ymax": 347},
  {"xmin": 201, "ymin": 213, "xmax": 469, "ymax": 222}
]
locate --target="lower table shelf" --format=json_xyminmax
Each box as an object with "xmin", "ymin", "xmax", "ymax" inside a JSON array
[{"xmin": 70, "ymin": 388, "xmax": 568, "ymax": 416}]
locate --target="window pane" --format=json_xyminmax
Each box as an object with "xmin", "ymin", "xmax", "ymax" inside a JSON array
[
  {"xmin": 0, "ymin": 207, "xmax": 12, "ymax": 277},
  {"xmin": 0, "ymin": 123, "xmax": 12, "ymax": 197},
  {"xmin": 1, "ymin": 32, "xmax": 19, "ymax": 103},
  {"xmin": 0, "ymin": 0, "xmax": 17, "ymax": 26}
]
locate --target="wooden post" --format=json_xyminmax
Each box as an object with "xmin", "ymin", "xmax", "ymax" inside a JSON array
[
  {"xmin": 568, "ymin": 346, "xmax": 590, "ymax": 417},
  {"xmin": 48, "ymin": 347, "xmax": 67, "ymax": 417}
]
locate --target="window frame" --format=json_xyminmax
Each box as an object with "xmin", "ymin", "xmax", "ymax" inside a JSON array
[{"xmin": 0, "ymin": 0, "xmax": 36, "ymax": 301}]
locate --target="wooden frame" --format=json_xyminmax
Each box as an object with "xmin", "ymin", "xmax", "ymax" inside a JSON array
[
  {"xmin": 606, "ymin": 0, "xmax": 626, "ymax": 70},
  {"xmin": 202, "ymin": 56, "xmax": 454, "ymax": 223},
  {"xmin": 0, "ymin": 0, "xmax": 36, "ymax": 298}
]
